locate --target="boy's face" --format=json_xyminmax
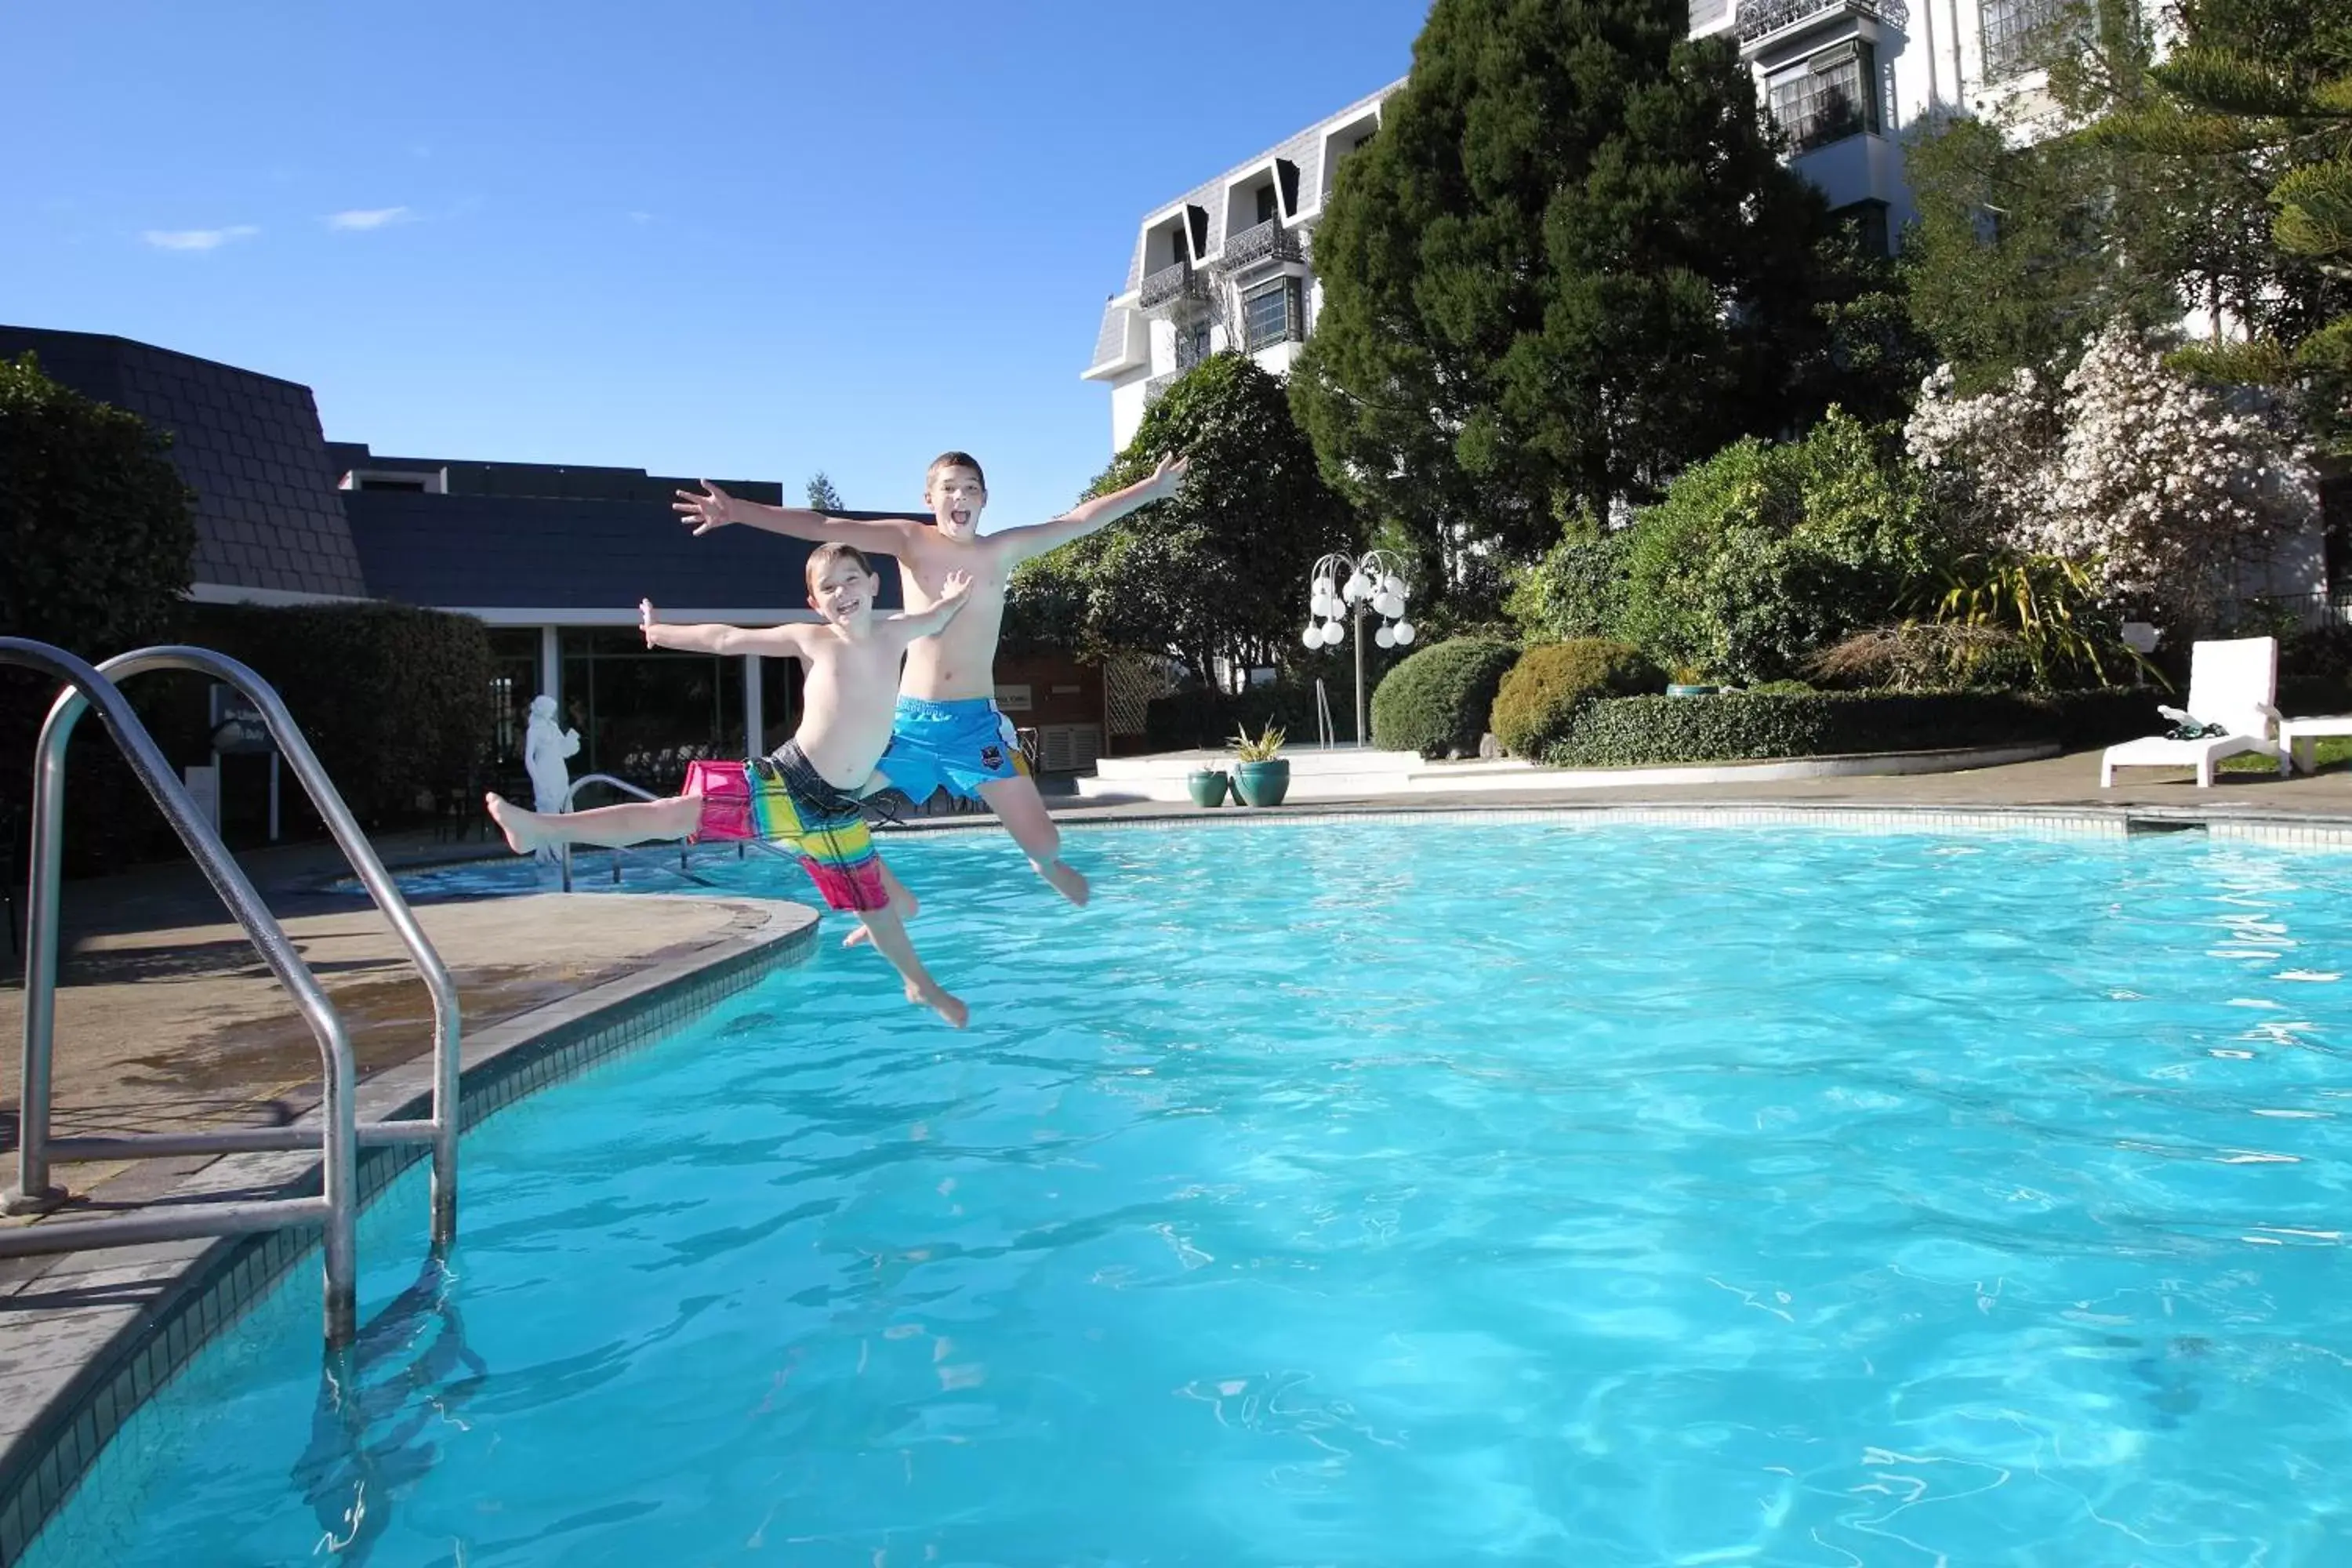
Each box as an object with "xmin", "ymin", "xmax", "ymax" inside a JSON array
[
  {"xmin": 926, "ymin": 465, "xmax": 986, "ymax": 542},
  {"xmin": 808, "ymin": 559, "xmax": 880, "ymax": 626}
]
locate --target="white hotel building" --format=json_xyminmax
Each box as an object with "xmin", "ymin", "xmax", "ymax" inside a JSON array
[{"xmin": 1082, "ymin": 0, "xmax": 2078, "ymax": 451}]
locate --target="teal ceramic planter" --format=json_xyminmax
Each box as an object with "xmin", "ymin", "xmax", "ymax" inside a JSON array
[
  {"xmin": 1232, "ymin": 759, "xmax": 1290, "ymax": 807},
  {"xmin": 1185, "ymin": 769, "xmax": 1231, "ymax": 808},
  {"xmin": 1666, "ymin": 684, "xmax": 1721, "ymax": 698}
]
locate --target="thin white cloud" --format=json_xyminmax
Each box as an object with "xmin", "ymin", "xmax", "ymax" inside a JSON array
[
  {"xmin": 628, "ymin": 210, "xmax": 654, "ymax": 225},
  {"xmin": 326, "ymin": 206, "xmax": 414, "ymax": 231},
  {"xmin": 142, "ymin": 225, "xmax": 259, "ymax": 252}
]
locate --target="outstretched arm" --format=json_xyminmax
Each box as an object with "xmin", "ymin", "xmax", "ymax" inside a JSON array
[
  {"xmin": 990, "ymin": 452, "xmax": 1189, "ymax": 566},
  {"xmin": 883, "ymin": 571, "xmax": 975, "ymax": 642},
  {"xmin": 673, "ymin": 479, "xmax": 916, "ymax": 556},
  {"xmin": 637, "ymin": 599, "xmax": 809, "ymax": 658}
]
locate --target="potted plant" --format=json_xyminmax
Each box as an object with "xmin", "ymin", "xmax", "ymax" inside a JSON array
[
  {"xmin": 1185, "ymin": 764, "xmax": 1232, "ymax": 807},
  {"xmin": 1665, "ymin": 665, "xmax": 1720, "ymax": 698},
  {"xmin": 1228, "ymin": 721, "xmax": 1290, "ymax": 807}
]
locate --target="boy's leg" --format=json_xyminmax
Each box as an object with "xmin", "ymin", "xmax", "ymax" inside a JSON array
[
  {"xmin": 977, "ymin": 775, "xmax": 1087, "ymax": 906},
  {"xmin": 851, "ymin": 902, "xmax": 967, "ymax": 1028},
  {"xmin": 840, "ymin": 858, "xmax": 917, "ymax": 949},
  {"xmin": 485, "ymin": 791, "xmax": 701, "ymax": 856}
]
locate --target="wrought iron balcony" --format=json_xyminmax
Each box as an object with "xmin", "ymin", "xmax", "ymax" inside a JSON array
[
  {"xmin": 1736, "ymin": 0, "xmax": 1907, "ymax": 45},
  {"xmin": 1214, "ymin": 219, "xmax": 1303, "ymax": 271},
  {"xmin": 1144, "ymin": 371, "xmax": 1181, "ymax": 405},
  {"xmin": 1138, "ymin": 262, "xmax": 1208, "ymax": 310}
]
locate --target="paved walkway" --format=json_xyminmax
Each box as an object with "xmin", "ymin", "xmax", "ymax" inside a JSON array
[{"xmin": 1014, "ymin": 746, "xmax": 2352, "ymax": 823}]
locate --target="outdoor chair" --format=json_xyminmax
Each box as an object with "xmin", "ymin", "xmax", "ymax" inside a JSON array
[{"xmin": 2100, "ymin": 636, "xmax": 2283, "ymax": 788}]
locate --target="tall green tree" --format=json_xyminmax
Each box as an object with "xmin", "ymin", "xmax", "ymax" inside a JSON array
[
  {"xmin": 1903, "ymin": 0, "xmax": 2347, "ymax": 412},
  {"xmin": 804, "ymin": 470, "xmax": 845, "ymax": 511},
  {"xmin": 1899, "ymin": 1, "xmax": 2204, "ymax": 390},
  {"xmin": 1290, "ymin": 0, "xmax": 1846, "ymax": 592},
  {"xmin": 2091, "ymin": 0, "xmax": 2352, "ymax": 446},
  {"xmin": 1007, "ymin": 354, "xmax": 1355, "ymax": 688}
]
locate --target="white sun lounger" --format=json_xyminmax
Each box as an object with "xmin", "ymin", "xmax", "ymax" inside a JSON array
[{"xmin": 2100, "ymin": 636, "xmax": 2283, "ymax": 788}]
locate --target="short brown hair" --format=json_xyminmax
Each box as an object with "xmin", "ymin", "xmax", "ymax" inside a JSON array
[
  {"xmin": 804, "ymin": 541, "xmax": 875, "ymax": 595},
  {"xmin": 926, "ymin": 451, "xmax": 986, "ymax": 493}
]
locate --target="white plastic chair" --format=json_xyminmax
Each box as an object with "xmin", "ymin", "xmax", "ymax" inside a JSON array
[{"xmin": 2100, "ymin": 636, "xmax": 2282, "ymax": 788}]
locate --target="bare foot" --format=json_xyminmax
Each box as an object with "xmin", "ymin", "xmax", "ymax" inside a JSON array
[
  {"xmin": 907, "ymin": 981, "xmax": 969, "ymax": 1028},
  {"xmin": 1040, "ymin": 857, "xmax": 1090, "ymax": 907},
  {"xmin": 484, "ymin": 792, "xmax": 543, "ymax": 856},
  {"xmin": 843, "ymin": 926, "xmax": 869, "ymax": 949}
]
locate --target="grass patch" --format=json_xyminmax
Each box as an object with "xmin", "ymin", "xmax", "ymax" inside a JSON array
[{"xmin": 2219, "ymin": 735, "xmax": 2352, "ymax": 775}]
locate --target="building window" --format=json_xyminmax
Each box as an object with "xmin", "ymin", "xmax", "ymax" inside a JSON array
[
  {"xmin": 1243, "ymin": 278, "xmax": 1303, "ymax": 351},
  {"xmin": 1254, "ymin": 183, "xmax": 1279, "ymax": 225},
  {"xmin": 1769, "ymin": 41, "xmax": 1876, "ymax": 154},
  {"xmin": 1174, "ymin": 320, "xmax": 1213, "ymax": 371},
  {"xmin": 1981, "ymin": 0, "xmax": 2068, "ymax": 80}
]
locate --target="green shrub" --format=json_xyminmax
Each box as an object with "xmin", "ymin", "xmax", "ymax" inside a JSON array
[
  {"xmin": 2, "ymin": 352, "xmax": 200, "ymax": 874},
  {"xmin": 1553, "ymin": 688, "xmax": 2159, "ymax": 767},
  {"xmin": 183, "ymin": 602, "xmax": 495, "ymax": 828},
  {"xmin": 1612, "ymin": 412, "xmax": 1937, "ymax": 684},
  {"xmin": 1145, "ymin": 677, "xmax": 1359, "ymax": 750},
  {"xmin": 1370, "ymin": 637, "xmax": 1519, "ymax": 758},
  {"xmin": 1504, "ymin": 524, "xmax": 1632, "ymax": 643},
  {"xmin": 2281, "ymin": 624, "xmax": 2352, "ymax": 718},
  {"xmin": 1490, "ymin": 639, "xmax": 1664, "ymax": 758}
]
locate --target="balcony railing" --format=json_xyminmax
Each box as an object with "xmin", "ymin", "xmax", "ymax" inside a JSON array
[
  {"xmin": 1138, "ymin": 262, "xmax": 1207, "ymax": 310},
  {"xmin": 1214, "ymin": 219, "xmax": 1302, "ymax": 271},
  {"xmin": 1737, "ymin": 0, "xmax": 1907, "ymax": 45},
  {"xmin": 1144, "ymin": 372, "xmax": 1181, "ymax": 405}
]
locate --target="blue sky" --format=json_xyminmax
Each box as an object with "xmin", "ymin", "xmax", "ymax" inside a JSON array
[{"xmin": 3, "ymin": 0, "xmax": 1428, "ymax": 532}]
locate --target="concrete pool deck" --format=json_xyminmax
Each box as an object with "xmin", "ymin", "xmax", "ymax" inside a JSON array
[{"xmin": 2, "ymin": 743, "xmax": 2350, "ymax": 1561}]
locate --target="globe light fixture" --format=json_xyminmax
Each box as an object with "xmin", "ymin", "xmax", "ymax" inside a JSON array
[{"xmin": 1303, "ymin": 548, "xmax": 1414, "ymax": 748}]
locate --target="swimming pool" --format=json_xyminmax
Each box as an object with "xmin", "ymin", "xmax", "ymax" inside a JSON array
[{"xmin": 24, "ymin": 818, "xmax": 2352, "ymax": 1564}]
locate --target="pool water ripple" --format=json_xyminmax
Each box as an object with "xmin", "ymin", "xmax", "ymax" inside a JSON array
[{"xmin": 24, "ymin": 821, "xmax": 2352, "ymax": 1565}]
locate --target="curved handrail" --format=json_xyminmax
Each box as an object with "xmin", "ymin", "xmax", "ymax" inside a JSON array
[
  {"xmin": 100, "ymin": 645, "xmax": 463, "ymax": 1247},
  {"xmin": 554, "ymin": 771, "xmax": 789, "ymax": 892},
  {"xmin": 0, "ymin": 637, "xmax": 358, "ymax": 1345}
]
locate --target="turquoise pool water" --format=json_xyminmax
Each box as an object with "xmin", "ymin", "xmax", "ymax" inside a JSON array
[{"xmin": 26, "ymin": 819, "xmax": 2352, "ymax": 1565}]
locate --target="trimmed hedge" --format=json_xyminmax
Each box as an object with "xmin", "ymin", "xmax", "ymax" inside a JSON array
[
  {"xmin": 183, "ymin": 601, "xmax": 495, "ymax": 828},
  {"xmin": 1370, "ymin": 637, "xmax": 1519, "ymax": 759},
  {"xmin": 1552, "ymin": 687, "xmax": 2161, "ymax": 768},
  {"xmin": 1144, "ymin": 677, "xmax": 1359, "ymax": 750},
  {"xmin": 1490, "ymin": 639, "xmax": 1664, "ymax": 759}
]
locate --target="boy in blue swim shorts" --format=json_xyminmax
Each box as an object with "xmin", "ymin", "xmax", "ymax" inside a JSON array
[
  {"xmin": 880, "ymin": 693, "xmax": 1031, "ymax": 802},
  {"xmin": 677, "ymin": 446, "xmax": 1190, "ymax": 908}
]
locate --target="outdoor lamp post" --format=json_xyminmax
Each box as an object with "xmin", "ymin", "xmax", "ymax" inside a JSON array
[{"xmin": 1301, "ymin": 549, "xmax": 1414, "ymax": 746}]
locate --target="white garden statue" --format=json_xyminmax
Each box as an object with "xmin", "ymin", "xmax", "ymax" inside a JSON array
[{"xmin": 523, "ymin": 695, "xmax": 583, "ymax": 816}]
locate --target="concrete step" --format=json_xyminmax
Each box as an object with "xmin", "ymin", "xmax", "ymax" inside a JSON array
[
  {"xmin": 1069, "ymin": 744, "xmax": 2061, "ymax": 804},
  {"xmin": 1076, "ymin": 750, "xmax": 1540, "ymax": 803}
]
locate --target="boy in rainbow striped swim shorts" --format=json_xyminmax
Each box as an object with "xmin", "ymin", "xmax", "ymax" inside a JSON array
[
  {"xmin": 486, "ymin": 545, "xmax": 975, "ymax": 1028},
  {"xmin": 676, "ymin": 448, "xmax": 1190, "ymax": 909}
]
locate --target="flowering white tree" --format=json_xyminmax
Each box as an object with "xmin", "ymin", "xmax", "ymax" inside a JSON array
[{"xmin": 1907, "ymin": 322, "xmax": 2317, "ymax": 626}]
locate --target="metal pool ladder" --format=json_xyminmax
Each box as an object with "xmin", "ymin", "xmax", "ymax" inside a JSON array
[
  {"xmin": 557, "ymin": 770, "xmax": 800, "ymax": 893},
  {"xmin": 0, "ymin": 639, "xmax": 462, "ymax": 1349}
]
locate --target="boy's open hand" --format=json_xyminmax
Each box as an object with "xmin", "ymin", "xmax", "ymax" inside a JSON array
[
  {"xmin": 673, "ymin": 479, "xmax": 735, "ymax": 535},
  {"xmin": 937, "ymin": 569, "xmax": 975, "ymax": 606},
  {"xmin": 1148, "ymin": 451, "xmax": 1190, "ymax": 498},
  {"xmin": 638, "ymin": 598, "xmax": 659, "ymax": 647}
]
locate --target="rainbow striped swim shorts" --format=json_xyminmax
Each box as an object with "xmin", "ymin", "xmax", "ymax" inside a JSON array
[{"xmin": 684, "ymin": 742, "xmax": 889, "ymax": 913}]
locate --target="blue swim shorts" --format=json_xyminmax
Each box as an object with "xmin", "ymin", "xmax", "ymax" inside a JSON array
[{"xmin": 877, "ymin": 695, "xmax": 1029, "ymax": 804}]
